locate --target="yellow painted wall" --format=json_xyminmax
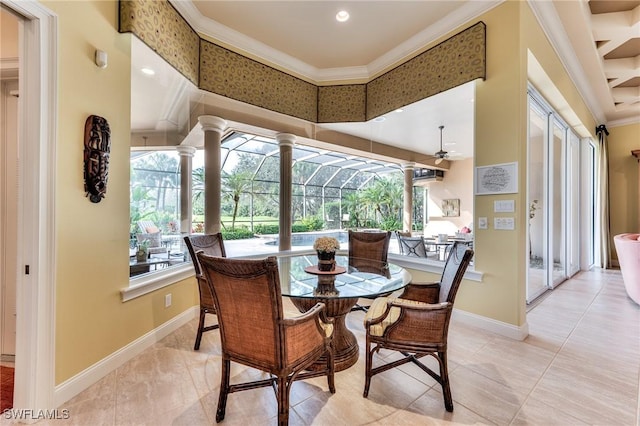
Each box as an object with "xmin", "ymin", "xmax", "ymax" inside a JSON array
[
  {"xmin": 42, "ymin": 0, "xmax": 197, "ymax": 384},
  {"xmin": 452, "ymin": 0, "xmax": 598, "ymax": 327},
  {"xmin": 609, "ymin": 123, "xmax": 640, "ymax": 262},
  {"xmin": 1, "ymin": 8, "xmax": 19, "ymax": 58},
  {"xmin": 44, "ymin": 0, "xmax": 603, "ymax": 385},
  {"xmin": 453, "ymin": 0, "xmax": 525, "ymax": 326}
]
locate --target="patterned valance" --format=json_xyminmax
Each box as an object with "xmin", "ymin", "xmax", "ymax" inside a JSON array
[{"xmin": 119, "ymin": 0, "xmax": 485, "ymax": 124}]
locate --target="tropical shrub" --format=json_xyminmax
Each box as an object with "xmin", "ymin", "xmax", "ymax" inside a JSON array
[
  {"xmin": 221, "ymin": 226, "xmax": 254, "ymax": 240},
  {"xmin": 255, "ymin": 224, "xmax": 279, "ymax": 234}
]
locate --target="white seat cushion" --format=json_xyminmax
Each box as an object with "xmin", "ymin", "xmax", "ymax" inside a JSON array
[{"xmin": 365, "ymin": 296, "xmax": 429, "ymax": 337}]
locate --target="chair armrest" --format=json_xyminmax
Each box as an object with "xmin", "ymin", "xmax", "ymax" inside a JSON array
[
  {"xmin": 282, "ymin": 302, "xmax": 334, "ymax": 335},
  {"xmin": 388, "ymin": 298, "xmax": 449, "ymax": 311},
  {"xmin": 364, "ymin": 298, "xmax": 394, "ymax": 326},
  {"xmin": 399, "ymin": 281, "xmax": 440, "ymax": 303},
  {"xmin": 283, "ymin": 303, "xmax": 333, "ymax": 362},
  {"xmin": 282, "ymin": 302, "xmax": 327, "ymax": 325}
]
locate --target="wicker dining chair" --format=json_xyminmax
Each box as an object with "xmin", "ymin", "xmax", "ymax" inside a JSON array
[
  {"xmin": 363, "ymin": 242, "xmax": 474, "ymax": 412},
  {"xmin": 348, "ymin": 230, "xmax": 392, "ymax": 311},
  {"xmin": 184, "ymin": 233, "xmax": 226, "ymax": 350},
  {"xmin": 197, "ymin": 254, "xmax": 335, "ymax": 426}
]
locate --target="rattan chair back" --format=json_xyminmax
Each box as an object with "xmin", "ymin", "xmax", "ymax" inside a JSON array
[
  {"xmin": 203, "ymin": 256, "xmax": 283, "ymax": 366},
  {"xmin": 348, "ymin": 230, "xmax": 391, "ymax": 272},
  {"xmin": 197, "ymin": 254, "xmax": 335, "ymax": 425},
  {"xmin": 439, "ymin": 242, "xmax": 469, "ymax": 303},
  {"xmin": 184, "ymin": 233, "xmax": 226, "ymax": 276},
  {"xmin": 184, "ymin": 233, "xmax": 226, "ymax": 350}
]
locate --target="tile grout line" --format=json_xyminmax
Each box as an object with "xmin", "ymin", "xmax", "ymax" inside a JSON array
[{"xmin": 508, "ymin": 275, "xmax": 608, "ymax": 425}]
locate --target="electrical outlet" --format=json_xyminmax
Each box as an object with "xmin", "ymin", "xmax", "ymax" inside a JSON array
[{"xmin": 165, "ymin": 293, "xmax": 172, "ymax": 308}]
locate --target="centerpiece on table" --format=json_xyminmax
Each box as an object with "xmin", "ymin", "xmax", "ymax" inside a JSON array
[{"xmin": 313, "ymin": 236, "xmax": 340, "ymax": 271}]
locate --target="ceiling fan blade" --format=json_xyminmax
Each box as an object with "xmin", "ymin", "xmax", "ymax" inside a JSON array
[{"xmin": 435, "ymin": 157, "xmax": 444, "ymax": 165}]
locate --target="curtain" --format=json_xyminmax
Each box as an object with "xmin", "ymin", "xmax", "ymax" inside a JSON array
[{"xmin": 596, "ymin": 125, "xmax": 611, "ymax": 268}]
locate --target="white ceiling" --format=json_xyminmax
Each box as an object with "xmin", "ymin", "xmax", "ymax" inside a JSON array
[{"xmin": 132, "ymin": 0, "xmax": 640, "ymax": 162}]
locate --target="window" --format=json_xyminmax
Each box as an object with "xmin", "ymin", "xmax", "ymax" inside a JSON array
[{"xmin": 129, "ymin": 150, "xmax": 186, "ymax": 277}]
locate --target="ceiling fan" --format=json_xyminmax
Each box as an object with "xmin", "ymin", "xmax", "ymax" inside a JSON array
[{"xmin": 434, "ymin": 125, "xmax": 448, "ymax": 165}]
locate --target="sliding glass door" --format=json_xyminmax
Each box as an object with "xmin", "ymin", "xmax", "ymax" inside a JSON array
[
  {"xmin": 527, "ymin": 98, "xmax": 549, "ymax": 301},
  {"xmin": 550, "ymin": 119, "xmax": 567, "ymax": 287},
  {"xmin": 526, "ymin": 87, "xmax": 580, "ymax": 303}
]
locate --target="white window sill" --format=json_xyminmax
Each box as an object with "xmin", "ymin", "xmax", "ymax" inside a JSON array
[
  {"xmin": 120, "ymin": 251, "xmax": 483, "ymax": 302},
  {"xmin": 387, "ymin": 253, "xmax": 483, "ymax": 282},
  {"xmin": 121, "ymin": 263, "xmax": 194, "ymax": 302}
]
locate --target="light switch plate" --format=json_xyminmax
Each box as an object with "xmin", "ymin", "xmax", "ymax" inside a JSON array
[
  {"xmin": 494, "ymin": 200, "xmax": 515, "ymax": 212},
  {"xmin": 494, "ymin": 217, "xmax": 515, "ymax": 230},
  {"xmin": 478, "ymin": 217, "xmax": 488, "ymax": 229}
]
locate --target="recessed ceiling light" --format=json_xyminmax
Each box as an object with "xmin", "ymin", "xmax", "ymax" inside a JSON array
[
  {"xmin": 141, "ymin": 67, "xmax": 155, "ymax": 76},
  {"xmin": 395, "ymin": 108, "xmax": 404, "ymax": 113},
  {"xmin": 373, "ymin": 116, "xmax": 386, "ymax": 123},
  {"xmin": 336, "ymin": 10, "xmax": 349, "ymax": 22}
]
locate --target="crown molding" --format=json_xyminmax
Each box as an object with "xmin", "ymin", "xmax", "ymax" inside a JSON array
[
  {"xmin": 170, "ymin": 0, "xmax": 501, "ymax": 84},
  {"xmin": 367, "ymin": 0, "xmax": 502, "ymax": 79}
]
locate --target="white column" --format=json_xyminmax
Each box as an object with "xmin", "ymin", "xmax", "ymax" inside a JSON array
[
  {"xmin": 198, "ymin": 115, "xmax": 227, "ymax": 234},
  {"xmin": 277, "ymin": 133, "xmax": 295, "ymax": 251},
  {"xmin": 402, "ymin": 162, "xmax": 415, "ymax": 233},
  {"xmin": 177, "ymin": 145, "xmax": 196, "ymax": 247}
]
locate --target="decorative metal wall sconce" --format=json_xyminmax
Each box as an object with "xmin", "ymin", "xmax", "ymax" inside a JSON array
[{"xmin": 83, "ymin": 115, "xmax": 111, "ymax": 203}]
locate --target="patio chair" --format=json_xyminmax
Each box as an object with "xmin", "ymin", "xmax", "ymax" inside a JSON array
[
  {"xmin": 184, "ymin": 233, "xmax": 226, "ymax": 350},
  {"xmin": 398, "ymin": 235, "xmax": 429, "ymax": 257},
  {"xmin": 395, "ymin": 230, "xmax": 411, "ymax": 254},
  {"xmin": 197, "ymin": 254, "xmax": 335, "ymax": 426},
  {"xmin": 363, "ymin": 242, "xmax": 474, "ymax": 411},
  {"xmin": 135, "ymin": 232, "xmax": 167, "ymax": 258}
]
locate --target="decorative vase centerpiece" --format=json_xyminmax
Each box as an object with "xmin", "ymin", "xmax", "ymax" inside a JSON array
[{"xmin": 313, "ymin": 236, "xmax": 340, "ymax": 271}]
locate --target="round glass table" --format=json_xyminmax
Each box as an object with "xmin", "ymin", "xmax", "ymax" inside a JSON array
[{"xmin": 277, "ymin": 254, "xmax": 411, "ymax": 371}]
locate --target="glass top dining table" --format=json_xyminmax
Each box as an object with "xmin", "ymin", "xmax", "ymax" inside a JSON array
[
  {"xmin": 276, "ymin": 254, "xmax": 411, "ymax": 371},
  {"xmin": 277, "ymin": 254, "xmax": 411, "ymax": 299}
]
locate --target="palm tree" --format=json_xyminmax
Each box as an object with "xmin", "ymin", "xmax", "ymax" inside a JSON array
[
  {"xmin": 222, "ymin": 170, "xmax": 253, "ymax": 229},
  {"xmin": 192, "ymin": 166, "xmax": 204, "ymax": 206},
  {"xmin": 360, "ymin": 175, "xmax": 403, "ymax": 227},
  {"xmin": 342, "ymin": 192, "xmax": 364, "ymax": 228}
]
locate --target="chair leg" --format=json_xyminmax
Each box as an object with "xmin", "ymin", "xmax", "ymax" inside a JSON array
[
  {"xmin": 276, "ymin": 376, "xmax": 290, "ymax": 426},
  {"xmin": 326, "ymin": 346, "xmax": 335, "ymax": 393},
  {"xmin": 439, "ymin": 350, "xmax": 453, "ymax": 412},
  {"xmin": 363, "ymin": 337, "xmax": 373, "ymax": 397},
  {"xmin": 216, "ymin": 358, "xmax": 230, "ymax": 422},
  {"xmin": 194, "ymin": 308, "xmax": 206, "ymax": 350}
]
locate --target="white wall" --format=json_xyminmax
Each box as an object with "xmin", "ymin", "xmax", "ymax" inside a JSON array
[
  {"xmin": 0, "ymin": 7, "xmax": 19, "ymax": 358},
  {"xmin": 0, "ymin": 81, "xmax": 18, "ymax": 357},
  {"xmin": 423, "ymin": 158, "xmax": 474, "ymax": 236}
]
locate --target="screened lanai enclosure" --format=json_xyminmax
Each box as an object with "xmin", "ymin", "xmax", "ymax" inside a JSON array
[{"xmin": 130, "ymin": 131, "xmax": 424, "ymax": 242}]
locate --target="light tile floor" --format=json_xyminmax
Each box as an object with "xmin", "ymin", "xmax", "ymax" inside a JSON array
[{"xmin": 8, "ymin": 268, "xmax": 640, "ymax": 425}]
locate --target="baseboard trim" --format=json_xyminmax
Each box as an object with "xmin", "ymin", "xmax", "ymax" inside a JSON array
[
  {"xmin": 54, "ymin": 306, "xmax": 198, "ymax": 407},
  {"xmin": 452, "ymin": 308, "xmax": 529, "ymax": 341}
]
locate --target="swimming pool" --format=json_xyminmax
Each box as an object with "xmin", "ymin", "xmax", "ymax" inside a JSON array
[{"xmin": 264, "ymin": 230, "xmax": 348, "ymax": 247}]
